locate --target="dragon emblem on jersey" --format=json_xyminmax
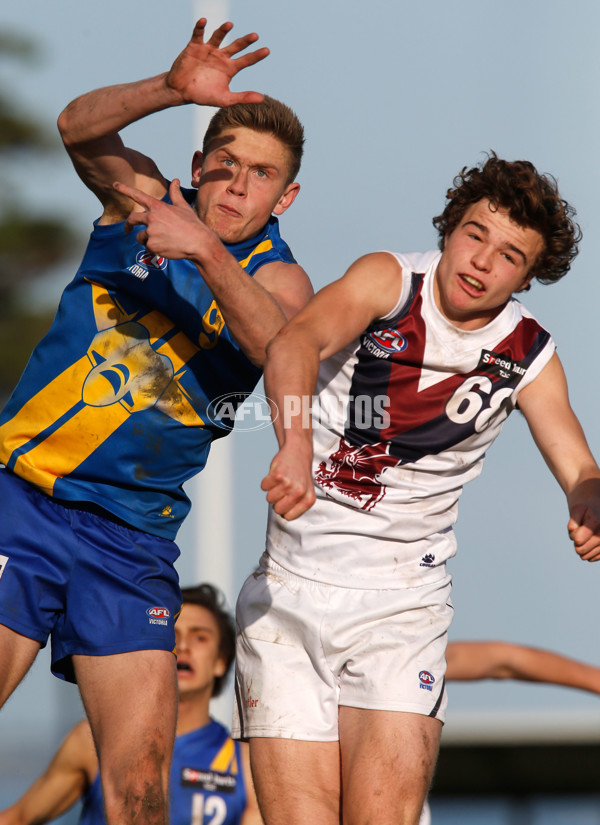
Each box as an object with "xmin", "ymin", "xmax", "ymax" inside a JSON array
[{"xmin": 315, "ymin": 438, "xmax": 397, "ymax": 511}]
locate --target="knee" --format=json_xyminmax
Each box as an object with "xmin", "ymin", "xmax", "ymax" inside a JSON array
[{"xmin": 101, "ymin": 750, "xmax": 169, "ymax": 825}]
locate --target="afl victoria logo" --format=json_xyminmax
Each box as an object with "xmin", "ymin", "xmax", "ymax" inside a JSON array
[
  {"xmin": 146, "ymin": 607, "xmax": 170, "ymax": 619},
  {"xmin": 136, "ymin": 250, "xmax": 168, "ymax": 271},
  {"xmin": 419, "ymin": 670, "xmax": 435, "ymax": 686},
  {"xmin": 366, "ymin": 328, "xmax": 408, "ymax": 355}
]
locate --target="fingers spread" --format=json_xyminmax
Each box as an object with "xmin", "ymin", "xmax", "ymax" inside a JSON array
[{"xmin": 206, "ymin": 20, "xmax": 234, "ymax": 48}]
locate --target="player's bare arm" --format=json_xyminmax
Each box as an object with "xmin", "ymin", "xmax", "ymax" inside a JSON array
[
  {"xmin": 57, "ymin": 19, "xmax": 268, "ymax": 221},
  {"xmin": 261, "ymin": 252, "xmax": 404, "ymax": 520},
  {"xmin": 114, "ymin": 178, "xmax": 312, "ymax": 365},
  {"xmin": 0, "ymin": 720, "xmax": 97, "ymax": 825},
  {"xmin": 518, "ymin": 352, "xmax": 600, "ymax": 561},
  {"xmin": 446, "ymin": 641, "xmax": 600, "ymax": 693}
]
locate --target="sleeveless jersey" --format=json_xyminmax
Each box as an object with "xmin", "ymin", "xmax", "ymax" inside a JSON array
[
  {"xmin": 267, "ymin": 250, "xmax": 555, "ymax": 588},
  {"xmin": 0, "ymin": 188, "xmax": 296, "ymax": 538},
  {"xmin": 80, "ymin": 720, "xmax": 248, "ymax": 825}
]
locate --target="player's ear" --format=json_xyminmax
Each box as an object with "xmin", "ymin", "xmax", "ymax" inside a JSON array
[
  {"xmin": 516, "ymin": 271, "xmax": 534, "ymax": 293},
  {"xmin": 214, "ymin": 656, "xmax": 227, "ymax": 679},
  {"xmin": 273, "ymin": 182, "xmax": 300, "ymax": 216},
  {"xmin": 191, "ymin": 150, "xmax": 204, "ymax": 189}
]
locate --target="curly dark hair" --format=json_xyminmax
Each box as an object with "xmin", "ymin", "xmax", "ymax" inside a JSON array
[
  {"xmin": 432, "ymin": 151, "xmax": 581, "ymax": 287},
  {"xmin": 180, "ymin": 583, "xmax": 235, "ymax": 698}
]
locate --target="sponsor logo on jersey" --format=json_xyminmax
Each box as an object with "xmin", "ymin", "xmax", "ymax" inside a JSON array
[
  {"xmin": 419, "ymin": 670, "xmax": 435, "ymax": 691},
  {"xmin": 478, "ymin": 349, "xmax": 527, "ymax": 381},
  {"xmin": 0, "ymin": 554, "xmax": 8, "ymax": 581},
  {"xmin": 147, "ymin": 606, "xmax": 170, "ymax": 626},
  {"xmin": 419, "ymin": 553, "xmax": 436, "ymax": 568},
  {"xmin": 181, "ymin": 767, "xmax": 237, "ymax": 793},
  {"xmin": 362, "ymin": 328, "xmax": 408, "ymax": 358}
]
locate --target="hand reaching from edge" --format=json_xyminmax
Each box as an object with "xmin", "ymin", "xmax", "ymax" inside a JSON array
[{"xmin": 166, "ymin": 18, "xmax": 269, "ymax": 108}]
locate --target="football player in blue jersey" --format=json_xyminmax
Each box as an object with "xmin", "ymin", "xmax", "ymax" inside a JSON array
[
  {"xmin": 0, "ymin": 17, "xmax": 311, "ymax": 825},
  {"xmin": 0, "ymin": 585, "xmax": 263, "ymax": 825}
]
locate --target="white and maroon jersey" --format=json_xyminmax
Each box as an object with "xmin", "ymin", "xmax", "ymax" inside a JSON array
[{"xmin": 266, "ymin": 250, "xmax": 555, "ymax": 588}]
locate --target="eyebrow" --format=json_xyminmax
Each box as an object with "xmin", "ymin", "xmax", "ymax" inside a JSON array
[
  {"xmin": 217, "ymin": 147, "xmax": 280, "ymax": 174},
  {"xmin": 464, "ymin": 220, "xmax": 528, "ymax": 264}
]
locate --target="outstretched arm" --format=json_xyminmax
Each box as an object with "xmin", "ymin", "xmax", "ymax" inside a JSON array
[
  {"xmin": 0, "ymin": 721, "xmax": 97, "ymax": 825},
  {"xmin": 57, "ymin": 19, "xmax": 268, "ymax": 222},
  {"xmin": 261, "ymin": 252, "xmax": 404, "ymax": 520},
  {"xmin": 518, "ymin": 353, "xmax": 600, "ymax": 562},
  {"xmin": 446, "ymin": 641, "xmax": 600, "ymax": 694}
]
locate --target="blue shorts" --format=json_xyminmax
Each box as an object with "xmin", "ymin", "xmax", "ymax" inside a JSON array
[{"xmin": 0, "ymin": 469, "xmax": 181, "ymax": 682}]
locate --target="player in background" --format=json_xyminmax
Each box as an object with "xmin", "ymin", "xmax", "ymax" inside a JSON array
[
  {"xmin": 0, "ymin": 585, "xmax": 262, "ymax": 825},
  {"xmin": 235, "ymin": 153, "xmax": 600, "ymax": 825},
  {"xmin": 0, "ymin": 18, "xmax": 311, "ymax": 825}
]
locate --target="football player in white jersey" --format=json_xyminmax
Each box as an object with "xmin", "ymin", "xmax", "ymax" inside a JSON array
[{"xmin": 234, "ymin": 153, "xmax": 600, "ymax": 825}]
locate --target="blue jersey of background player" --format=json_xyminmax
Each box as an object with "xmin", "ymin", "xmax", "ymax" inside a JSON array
[
  {"xmin": 0, "ymin": 18, "xmax": 312, "ymax": 825},
  {"xmin": 0, "ymin": 585, "xmax": 263, "ymax": 825}
]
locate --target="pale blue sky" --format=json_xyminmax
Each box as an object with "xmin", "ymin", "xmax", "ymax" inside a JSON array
[{"xmin": 1, "ymin": 0, "xmax": 600, "ymax": 798}]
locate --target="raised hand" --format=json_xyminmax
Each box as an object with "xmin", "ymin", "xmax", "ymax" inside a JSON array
[{"xmin": 166, "ymin": 18, "xmax": 269, "ymax": 108}]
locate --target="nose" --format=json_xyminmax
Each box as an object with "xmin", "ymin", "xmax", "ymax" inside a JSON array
[
  {"xmin": 472, "ymin": 244, "xmax": 492, "ymax": 272},
  {"xmin": 227, "ymin": 168, "xmax": 248, "ymax": 197}
]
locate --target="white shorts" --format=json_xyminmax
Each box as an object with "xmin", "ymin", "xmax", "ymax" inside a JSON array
[{"xmin": 233, "ymin": 553, "xmax": 453, "ymax": 741}]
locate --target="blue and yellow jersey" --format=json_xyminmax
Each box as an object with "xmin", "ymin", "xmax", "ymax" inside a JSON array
[
  {"xmin": 80, "ymin": 720, "xmax": 248, "ymax": 825},
  {"xmin": 0, "ymin": 187, "xmax": 296, "ymax": 538}
]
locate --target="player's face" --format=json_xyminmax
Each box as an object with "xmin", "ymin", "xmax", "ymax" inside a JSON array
[
  {"xmin": 191, "ymin": 127, "xmax": 300, "ymax": 244},
  {"xmin": 434, "ymin": 199, "xmax": 544, "ymax": 330},
  {"xmin": 175, "ymin": 603, "xmax": 226, "ymax": 697}
]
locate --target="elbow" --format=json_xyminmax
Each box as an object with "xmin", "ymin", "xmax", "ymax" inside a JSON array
[
  {"xmin": 57, "ymin": 102, "xmax": 82, "ymax": 149},
  {"xmin": 264, "ymin": 326, "xmax": 290, "ymax": 365},
  {"xmin": 56, "ymin": 107, "xmax": 73, "ymax": 147}
]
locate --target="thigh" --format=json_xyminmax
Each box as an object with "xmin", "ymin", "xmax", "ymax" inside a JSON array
[
  {"xmin": 75, "ymin": 650, "xmax": 177, "ymax": 825},
  {"xmin": 0, "ymin": 624, "xmax": 41, "ymax": 706},
  {"xmin": 335, "ymin": 576, "xmax": 453, "ymax": 720},
  {"xmin": 339, "ymin": 707, "xmax": 441, "ymax": 825},
  {"xmin": 0, "ymin": 470, "xmax": 72, "ymax": 644},
  {"xmin": 74, "ymin": 649, "xmax": 177, "ymax": 765},
  {"xmin": 234, "ymin": 556, "xmax": 339, "ymax": 741},
  {"xmin": 52, "ymin": 511, "xmax": 181, "ymax": 682},
  {"xmin": 250, "ymin": 737, "xmax": 341, "ymax": 825}
]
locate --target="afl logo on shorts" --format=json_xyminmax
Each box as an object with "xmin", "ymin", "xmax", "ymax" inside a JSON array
[
  {"xmin": 419, "ymin": 670, "xmax": 435, "ymax": 691},
  {"xmin": 136, "ymin": 251, "xmax": 168, "ymax": 271},
  {"xmin": 147, "ymin": 607, "xmax": 170, "ymax": 618},
  {"xmin": 147, "ymin": 606, "xmax": 170, "ymax": 626}
]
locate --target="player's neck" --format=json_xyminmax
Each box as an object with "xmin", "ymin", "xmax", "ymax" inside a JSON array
[{"xmin": 176, "ymin": 690, "xmax": 212, "ymax": 735}]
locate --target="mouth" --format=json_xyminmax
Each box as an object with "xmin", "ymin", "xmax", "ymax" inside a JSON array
[
  {"xmin": 177, "ymin": 661, "xmax": 193, "ymax": 674},
  {"xmin": 217, "ymin": 204, "xmax": 242, "ymax": 218},
  {"xmin": 459, "ymin": 273, "xmax": 485, "ymax": 293}
]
